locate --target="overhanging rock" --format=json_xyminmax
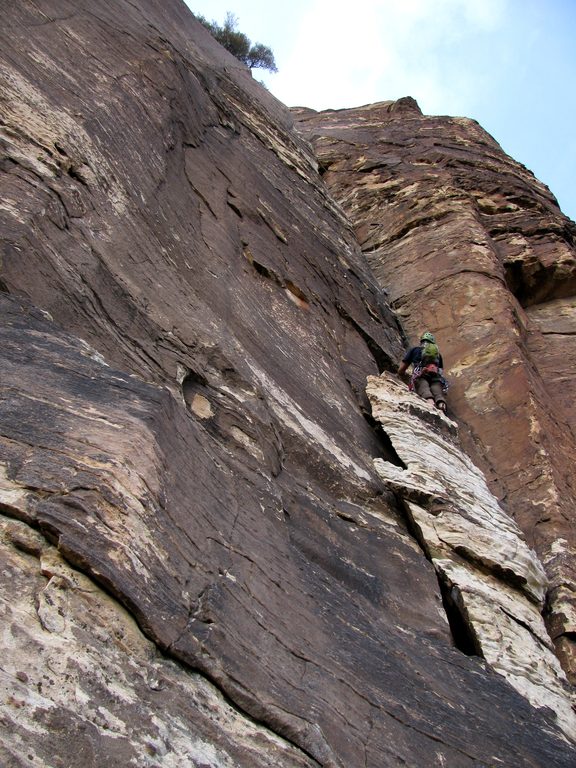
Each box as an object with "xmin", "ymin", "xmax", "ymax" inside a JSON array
[{"xmin": 367, "ymin": 373, "xmax": 576, "ymax": 740}]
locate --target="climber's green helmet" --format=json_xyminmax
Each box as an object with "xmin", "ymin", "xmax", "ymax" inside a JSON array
[{"xmin": 420, "ymin": 331, "xmax": 435, "ymax": 343}]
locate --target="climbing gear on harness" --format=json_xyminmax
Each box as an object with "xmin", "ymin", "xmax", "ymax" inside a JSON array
[
  {"xmin": 409, "ymin": 336, "xmax": 448, "ymax": 395},
  {"xmin": 411, "ymin": 340, "xmax": 440, "ymax": 383}
]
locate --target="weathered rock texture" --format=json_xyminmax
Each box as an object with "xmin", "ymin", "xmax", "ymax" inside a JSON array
[
  {"xmin": 1, "ymin": 2, "xmax": 575, "ymax": 766},
  {"xmin": 368, "ymin": 374, "xmax": 575, "ymax": 739},
  {"xmin": 295, "ymin": 100, "xmax": 576, "ymax": 681},
  {"xmin": 0, "ymin": 514, "xmax": 317, "ymax": 768}
]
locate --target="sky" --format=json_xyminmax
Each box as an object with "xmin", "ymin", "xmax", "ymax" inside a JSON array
[{"xmin": 184, "ymin": 0, "xmax": 576, "ymax": 223}]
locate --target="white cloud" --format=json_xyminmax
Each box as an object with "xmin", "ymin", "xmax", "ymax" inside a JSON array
[
  {"xmin": 269, "ymin": 0, "xmax": 509, "ymax": 112},
  {"xmin": 186, "ymin": 0, "xmax": 576, "ymax": 221}
]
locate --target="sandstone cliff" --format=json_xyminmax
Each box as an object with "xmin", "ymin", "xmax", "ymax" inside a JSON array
[
  {"xmin": 1, "ymin": 2, "xmax": 575, "ymax": 767},
  {"xmin": 295, "ymin": 100, "xmax": 576, "ymax": 683}
]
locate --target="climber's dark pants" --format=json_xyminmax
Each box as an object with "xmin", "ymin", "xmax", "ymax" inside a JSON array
[{"xmin": 415, "ymin": 375, "xmax": 445, "ymax": 404}]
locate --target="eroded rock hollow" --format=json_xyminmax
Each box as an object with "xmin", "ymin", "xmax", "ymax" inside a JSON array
[{"xmin": 1, "ymin": 2, "xmax": 575, "ymax": 766}]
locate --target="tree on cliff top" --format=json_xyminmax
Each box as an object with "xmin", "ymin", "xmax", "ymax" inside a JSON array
[{"xmin": 196, "ymin": 12, "xmax": 278, "ymax": 73}]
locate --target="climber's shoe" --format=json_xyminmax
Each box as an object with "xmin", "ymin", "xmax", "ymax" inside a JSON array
[{"xmin": 436, "ymin": 401, "xmax": 446, "ymax": 412}]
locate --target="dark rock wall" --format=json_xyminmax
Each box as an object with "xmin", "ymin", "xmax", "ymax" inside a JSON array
[{"xmin": 1, "ymin": 2, "xmax": 575, "ymax": 766}]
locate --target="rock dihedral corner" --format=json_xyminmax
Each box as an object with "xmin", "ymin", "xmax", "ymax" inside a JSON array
[
  {"xmin": 295, "ymin": 100, "xmax": 576, "ymax": 686},
  {"xmin": 367, "ymin": 373, "xmax": 576, "ymax": 741}
]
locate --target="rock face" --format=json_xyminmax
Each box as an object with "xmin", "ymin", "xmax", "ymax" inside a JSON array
[
  {"xmin": 295, "ymin": 100, "xmax": 576, "ymax": 682},
  {"xmin": 0, "ymin": 513, "xmax": 317, "ymax": 768},
  {"xmin": 368, "ymin": 374, "xmax": 575, "ymax": 739},
  {"xmin": 1, "ymin": 2, "xmax": 575, "ymax": 766}
]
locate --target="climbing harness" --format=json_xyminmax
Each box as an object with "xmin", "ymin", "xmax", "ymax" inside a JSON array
[{"xmin": 409, "ymin": 345, "xmax": 449, "ymax": 394}]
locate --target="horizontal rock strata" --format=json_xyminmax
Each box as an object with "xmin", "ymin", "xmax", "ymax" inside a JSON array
[{"xmin": 295, "ymin": 101, "xmax": 576, "ymax": 681}]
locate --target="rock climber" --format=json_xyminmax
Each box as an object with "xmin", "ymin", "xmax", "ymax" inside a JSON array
[{"xmin": 397, "ymin": 331, "xmax": 448, "ymax": 412}]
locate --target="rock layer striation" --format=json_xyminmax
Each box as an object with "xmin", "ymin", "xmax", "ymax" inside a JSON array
[
  {"xmin": 0, "ymin": 2, "xmax": 575, "ymax": 766},
  {"xmin": 295, "ymin": 100, "xmax": 576, "ymax": 681},
  {"xmin": 368, "ymin": 373, "xmax": 575, "ymax": 739}
]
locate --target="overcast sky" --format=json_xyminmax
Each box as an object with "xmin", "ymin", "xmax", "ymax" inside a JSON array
[{"xmin": 184, "ymin": 0, "xmax": 576, "ymax": 223}]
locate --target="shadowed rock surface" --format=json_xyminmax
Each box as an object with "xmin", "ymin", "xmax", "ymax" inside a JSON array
[
  {"xmin": 1, "ymin": 2, "xmax": 575, "ymax": 766},
  {"xmin": 295, "ymin": 100, "xmax": 576, "ymax": 682}
]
